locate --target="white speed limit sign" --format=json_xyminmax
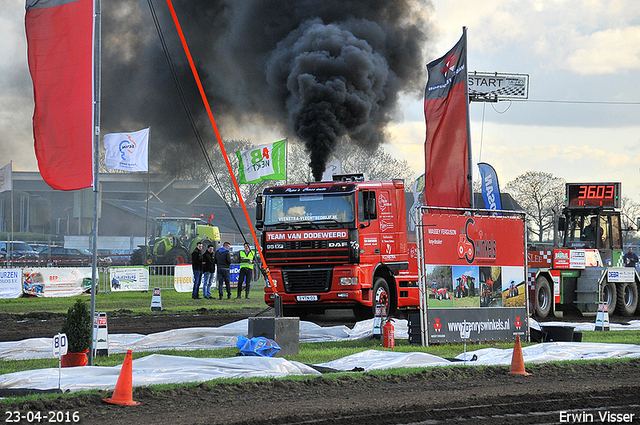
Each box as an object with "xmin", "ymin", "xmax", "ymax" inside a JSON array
[{"xmin": 52, "ymin": 333, "xmax": 68, "ymax": 357}]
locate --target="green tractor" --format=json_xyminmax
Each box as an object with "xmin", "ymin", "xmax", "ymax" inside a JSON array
[{"xmin": 131, "ymin": 217, "xmax": 221, "ymax": 265}]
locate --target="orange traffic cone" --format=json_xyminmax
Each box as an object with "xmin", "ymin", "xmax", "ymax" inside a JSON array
[
  {"xmin": 508, "ymin": 335, "xmax": 531, "ymax": 376},
  {"xmin": 103, "ymin": 350, "xmax": 140, "ymax": 406}
]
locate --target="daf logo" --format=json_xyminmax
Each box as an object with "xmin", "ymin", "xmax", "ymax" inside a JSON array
[
  {"xmin": 328, "ymin": 241, "xmax": 347, "ymax": 248},
  {"xmin": 267, "ymin": 243, "xmax": 284, "ymax": 249}
]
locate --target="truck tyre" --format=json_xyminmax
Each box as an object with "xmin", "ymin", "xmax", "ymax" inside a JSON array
[
  {"xmin": 534, "ymin": 276, "xmax": 552, "ymax": 318},
  {"xmin": 372, "ymin": 278, "xmax": 391, "ymax": 319},
  {"xmin": 165, "ymin": 248, "xmax": 190, "ymax": 265},
  {"xmin": 602, "ymin": 280, "xmax": 616, "ymax": 316},
  {"xmin": 616, "ymin": 282, "xmax": 638, "ymax": 316}
]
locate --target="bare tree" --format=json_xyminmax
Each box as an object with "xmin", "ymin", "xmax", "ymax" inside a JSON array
[
  {"xmin": 505, "ymin": 171, "xmax": 565, "ymax": 243},
  {"xmin": 321, "ymin": 142, "xmax": 415, "ymax": 185},
  {"xmin": 621, "ymin": 196, "xmax": 640, "ymax": 244}
]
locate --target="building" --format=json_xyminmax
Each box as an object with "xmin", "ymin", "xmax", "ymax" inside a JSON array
[{"xmin": 0, "ymin": 172, "xmax": 254, "ymax": 248}]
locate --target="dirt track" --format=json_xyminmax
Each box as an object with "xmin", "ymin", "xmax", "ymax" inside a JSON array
[{"xmin": 1, "ymin": 310, "xmax": 640, "ymax": 424}]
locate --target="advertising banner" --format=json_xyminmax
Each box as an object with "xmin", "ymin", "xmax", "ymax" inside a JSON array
[
  {"xmin": 109, "ymin": 267, "xmax": 149, "ymax": 291},
  {"xmin": 428, "ymin": 307, "xmax": 527, "ymax": 343},
  {"xmin": 418, "ymin": 211, "xmax": 528, "ymax": 343},
  {"xmin": 22, "ymin": 267, "xmax": 91, "ymax": 297},
  {"xmin": 0, "ymin": 268, "xmax": 22, "ymax": 299},
  {"xmin": 174, "ymin": 264, "xmax": 193, "ymax": 292}
]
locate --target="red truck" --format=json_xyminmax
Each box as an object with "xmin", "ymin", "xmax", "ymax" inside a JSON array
[{"xmin": 255, "ymin": 174, "xmax": 420, "ymax": 319}]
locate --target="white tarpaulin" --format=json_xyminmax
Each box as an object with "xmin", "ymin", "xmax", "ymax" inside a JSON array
[
  {"xmin": 0, "ymin": 355, "xmax": 320, "ymax": 393},
  {"xmin": 0, "ymin": 318, "xmax": 395, "ymax": 361},
  {"xmin": 2, "ymin": 342, "xmax": 640, "ymax": 393}
]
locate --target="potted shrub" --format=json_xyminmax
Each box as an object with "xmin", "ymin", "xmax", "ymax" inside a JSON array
[{"xmin": 60, "ymin": 299, "xmax": 92, "ymax": 367}]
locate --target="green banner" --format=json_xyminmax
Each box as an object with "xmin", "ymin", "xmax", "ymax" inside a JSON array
[{"xmin": 237, "ymin": 139, "xmax": 286, "ymax": 184}]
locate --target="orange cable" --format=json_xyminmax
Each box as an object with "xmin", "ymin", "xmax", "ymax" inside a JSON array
[{"xmin": 165, "ymin": 0, "xmax": 274, "ymax": 289}]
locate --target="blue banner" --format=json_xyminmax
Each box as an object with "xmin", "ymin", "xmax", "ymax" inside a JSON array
[{"xmin": 478, "ymin": 162, "xmax": 502, "ymax": 211}]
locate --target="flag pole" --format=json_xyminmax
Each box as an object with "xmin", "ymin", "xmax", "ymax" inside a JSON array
[
  {"xmin": 463, "ymin": 26, "xmax": 474, "ymax": 208},
  {"xmin": 144, "ymin": 129, "xmax": 150, "ymax": 264},
  {"xmin": 88, "ymin": 0, "xmax": 101, "ymax": 367},
  {"xmin": 9, "ymin": 161, "xmax": 13, "ymax": 267}
]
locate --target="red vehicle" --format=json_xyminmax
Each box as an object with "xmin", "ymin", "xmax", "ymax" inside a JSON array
[{"xmin": 255, "ymin": 174, "xmax": 419, "ymax": 319}]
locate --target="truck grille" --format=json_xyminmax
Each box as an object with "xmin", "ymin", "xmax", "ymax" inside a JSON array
[
  {"xmin": 265, "ymin": 240, "xmax": 349, "ymax": 264},
  {"xmin": 282, "ymin": 268, "xmax": 332, "ymax": 293}
]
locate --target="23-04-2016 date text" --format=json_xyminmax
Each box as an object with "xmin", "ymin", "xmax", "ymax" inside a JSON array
[{"xmin": 5, "ymin": 411, "xmax": 80, "ymax": 423}]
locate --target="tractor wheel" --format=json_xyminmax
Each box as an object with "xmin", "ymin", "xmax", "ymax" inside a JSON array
[
  {"xmin": 602, "ymin": 280, "xmax": 617, "ymax": 316},
  {"xmin": 372, "ymin": 277, "xmax": 392, "ymax": 319},
  {"xmin": 615, "ymin": 282, "xmax": 638, "ymax": 316},
  {"xmin": 165, "ymin": 248, "xmax": 190, "ymax": 265},
  {"xmin": 534, "ymin": 276, "xmax": 552, "ymax": 318},
  {"xmin": 130, "ymin": 248, "xmax": 146, "ymax": 265}
]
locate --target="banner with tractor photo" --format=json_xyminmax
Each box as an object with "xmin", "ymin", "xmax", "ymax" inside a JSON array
[{"xmin": 416, "ymin": 207, "xmax": 528, "ymax": 343}]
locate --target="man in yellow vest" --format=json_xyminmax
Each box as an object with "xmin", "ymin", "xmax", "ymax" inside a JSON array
[{"xmin": 237, "ymin": 242, "xmax": 255, "ymax": 299}]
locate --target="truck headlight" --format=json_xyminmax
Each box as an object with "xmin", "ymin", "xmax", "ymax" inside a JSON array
[{"xmin": 339, "ymin": 277, "xmax": 358, "ymax": 285}]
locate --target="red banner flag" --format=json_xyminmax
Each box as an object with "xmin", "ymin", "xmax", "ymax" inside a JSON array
[
  {"xmin": 25, "ymin": 0, "xmax": 94, "ymax": 191},
  {"xmin": 423, "ymin": 30, "xmax": 470, "ymax": 208}
]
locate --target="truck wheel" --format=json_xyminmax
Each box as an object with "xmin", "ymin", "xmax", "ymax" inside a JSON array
[
  {"xmin": 602, "ymin": 280, "xmax": 616, "ymax": 315},
  {"xmin": 534, "ymin": 276, "xmax": 552, "ymax": 318},
  {"xmin": 372, "ymin": 278, "xmax": 391, "ymax": 318},
  {"xmin": 165, "ymin": 248, "xmax": 190, "ymax": 265},
  {"xmin": 616, "ymin": 282, "xmax": 638, "ymax": 316}
]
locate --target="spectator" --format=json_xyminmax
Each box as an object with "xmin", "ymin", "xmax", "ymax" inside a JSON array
[
  {"xmin": 202, "ymin": 244, "xmax": 216, "ymax": 299},
  {"xmin": 191, "ymin": 241, "xmax": 204, "ymax": 299},
  {"xmin": 623, "ymin": 247, "xmax": 638, "ymax": 268},
  {"xmin": 215, "ymin": 241, "xmax": 232, "ymax": 300},
  {"xmin": 237, "ymin": 243, "xmax": 255, "ymax": 299}
]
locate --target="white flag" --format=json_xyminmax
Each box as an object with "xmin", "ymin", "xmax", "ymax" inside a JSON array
[
  {"xmin": 321, "ymin": 159, "xmax": 341, "ymax": 181},
  {"xmin": 0, "ymin": 162, "xmax": 12, "ymax": 193},
  {"xmin": 103, "ymin": 128, "xmax": 149, "ymax": 172}
]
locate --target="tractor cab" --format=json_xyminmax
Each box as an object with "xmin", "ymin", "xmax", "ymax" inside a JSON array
[{"xmin": 559, "ymin": 207, "xmax": 622, "ymax": 266}]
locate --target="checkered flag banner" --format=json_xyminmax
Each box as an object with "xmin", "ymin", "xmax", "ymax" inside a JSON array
[{"xmin": 468, "ymin": 72, "xmax": 529, "ymax": 100}]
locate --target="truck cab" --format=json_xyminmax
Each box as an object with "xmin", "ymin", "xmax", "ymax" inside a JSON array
[{"xmin": 256, "ymin": 174, "xmax": 419, "ymax": 319}]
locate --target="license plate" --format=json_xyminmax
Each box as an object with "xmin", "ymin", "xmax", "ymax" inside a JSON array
[{"xmin": 296, "ymin": 295, "xmax": 318, "ymax": 302}]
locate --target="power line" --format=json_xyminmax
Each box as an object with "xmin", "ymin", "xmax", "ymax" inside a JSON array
[{"xmin": 513, "ymin": 99, "xmax": 640, "ymax": 105}]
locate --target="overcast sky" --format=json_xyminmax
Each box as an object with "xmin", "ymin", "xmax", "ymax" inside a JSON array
[
  {"xmin": 387, "ymin": 0, "xmax": 640, "ymax": 201},
  {"xmin": 1, "ymin": 0, "xmax": 639, "ymax": 201}
]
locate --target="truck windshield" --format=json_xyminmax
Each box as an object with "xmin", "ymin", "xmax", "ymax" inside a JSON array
[{"xmin": 264, "ymin": 193, "xmax": 355, "ymax": 226}]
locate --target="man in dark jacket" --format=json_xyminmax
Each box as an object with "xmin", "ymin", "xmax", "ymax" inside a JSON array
[
  {"xmin": 202, "ymin": 244, "xmax": 216, "ymax": 299},
  {"xmin": 215, "ymin": 241, "xmax": 232, "ymax": 300},
  {"xmin": 191, "ymin": 241, "xmax": 204, "ymax": 299}
]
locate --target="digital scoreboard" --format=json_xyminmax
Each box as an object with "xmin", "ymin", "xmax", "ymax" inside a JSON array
[{"xmin": 566, "ymin": 183, "xmax": 620, "ymax": 208}]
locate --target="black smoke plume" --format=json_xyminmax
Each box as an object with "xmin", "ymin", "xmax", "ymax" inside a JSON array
[{"xmin": 101, "ymin": 0, "xmax": 431, "ymax": 180}]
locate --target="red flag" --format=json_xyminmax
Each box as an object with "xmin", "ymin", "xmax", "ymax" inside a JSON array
[
  {"xmin": 423, "ymin": 30, "xmax": 470, "ymax": 208},
  {"xmin": 25, "ymin": 0, "xmax": 94, "ymax": 191}
]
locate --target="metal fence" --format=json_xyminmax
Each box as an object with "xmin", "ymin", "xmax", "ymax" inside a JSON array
[{"xmin": 0, "ymin": 263, "xmax": 179, "ymax": 294}]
